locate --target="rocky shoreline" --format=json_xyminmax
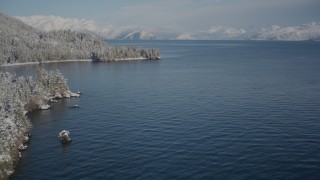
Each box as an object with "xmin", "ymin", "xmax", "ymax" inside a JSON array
[{"xmin": 0, "ymin": 69, "xmax": 78, "ymax": 179}]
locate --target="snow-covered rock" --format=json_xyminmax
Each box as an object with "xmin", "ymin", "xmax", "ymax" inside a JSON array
[
  {"xmin": 53, "ymin": 94, "xmax": 63, "ymax": 99},
  {"xmin": 63, "ymin": 94, "xmax": 71, "ymax": 98},
  {"xmin": 50, "ymin": 99, "xmax": 58, "ymax": 103},
  {"xmin": 40, "ymin": 104, "xmax": 50, "ymax": 110},
  {"xmin": 70, "ymin": 93, "xmax": 80, "ymax": 98}
]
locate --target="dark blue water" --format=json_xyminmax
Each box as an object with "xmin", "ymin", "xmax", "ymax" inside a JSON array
[{"xmin": 4, "ymin": 40, "xmax": 320, "ymax": 179}]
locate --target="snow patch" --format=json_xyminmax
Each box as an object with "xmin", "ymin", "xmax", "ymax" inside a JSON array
[
  {"xmin": 176, "ymin": 33, "xmax": 196, "ymax": 40},
  {"xmin": 40, "ymin": 104, "xmax": 50, "ymax": 110}
]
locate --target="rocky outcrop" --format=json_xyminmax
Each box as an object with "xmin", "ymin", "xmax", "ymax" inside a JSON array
[{"xmin": 59, "ymin": 130, "xmax": 71, "ymax": 144}]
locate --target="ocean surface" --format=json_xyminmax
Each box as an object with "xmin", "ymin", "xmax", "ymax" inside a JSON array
[{"xmin": 3, "ymin": 40, "xmax": 320, "ymax": 179}]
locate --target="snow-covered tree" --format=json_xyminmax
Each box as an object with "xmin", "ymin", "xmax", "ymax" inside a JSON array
[{"xmin": 0, "ymin": 69, "xmax": 71, "ymax": 179}]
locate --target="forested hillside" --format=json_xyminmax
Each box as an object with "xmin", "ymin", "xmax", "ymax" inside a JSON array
[
  {"xmin": 0, "ymin": 69, "xmax": 73, "ymax": 179},
  {"xmin": 0, "ymin": 12, "xmax": 160, "ymax": 65}
]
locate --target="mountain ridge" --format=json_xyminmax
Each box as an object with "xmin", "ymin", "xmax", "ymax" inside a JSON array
[{"xmin": 16, "ymin": 15, "xmax": 320, "ymax": 41}]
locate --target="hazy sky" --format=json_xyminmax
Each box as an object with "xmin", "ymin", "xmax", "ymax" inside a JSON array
[{"xmin": 1, "ymin": 0, "xmax": 319, "ymax": 31}]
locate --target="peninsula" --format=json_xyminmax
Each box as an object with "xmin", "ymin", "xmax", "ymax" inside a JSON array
[{"xmin": 0, "ymin": 12, "xmax": 160, "ymax": 66}]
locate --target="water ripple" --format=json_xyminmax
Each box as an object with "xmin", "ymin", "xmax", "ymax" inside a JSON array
[{"xmin": 9, "ymin": 40, "xmax": 320, "ymax": 179}]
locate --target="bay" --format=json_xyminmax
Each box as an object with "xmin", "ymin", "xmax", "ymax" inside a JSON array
[{"xmin": 3, "ymin": 40, "xmax": 320, "ymax": 179}]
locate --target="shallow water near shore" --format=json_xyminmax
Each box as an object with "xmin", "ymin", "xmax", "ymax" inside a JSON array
[{"xmin": 3, "ymin": 40, "xmax": 320, "ymax": 179}]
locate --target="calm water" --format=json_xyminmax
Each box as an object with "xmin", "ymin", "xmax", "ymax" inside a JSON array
[{"xmin": 3, "ymin": 40, "xmax": 320, "ymax": 179}]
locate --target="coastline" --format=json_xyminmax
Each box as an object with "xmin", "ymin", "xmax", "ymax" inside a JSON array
[
  {"xmin": 113, "ymin": 57, "xmax": 148, "ymax": 61},
  {"xmin": 0, "ymin": 91, "xmax": 80, "ymax": 179},
  {"xmin": 0, "ymin": 57, "xmax": 156, "ymax": 67},
  {"xmin": 0, "ymin": 59, "xmax": 92, "ymax": 67},
  {"xmin": 0, "ymin": 56, "xmax": 159, "ymax": 178},
  {"xmin": 0, "ymin": 70, "xmax": 79, "ymax": 179}
]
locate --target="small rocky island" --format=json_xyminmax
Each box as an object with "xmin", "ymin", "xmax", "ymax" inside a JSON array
[
  {"xmin": 0, "ymin": 69, "xmax": 77, "ymax": 179},
  {"xmin": 59, "ymin": 130, "xmax": 72, "ymax": 144}
]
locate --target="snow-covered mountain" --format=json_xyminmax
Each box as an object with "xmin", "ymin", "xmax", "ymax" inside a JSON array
[
  {"xmin": 16, "ymin": 15, "xmax": 119, "ymax": 39},
  {"xmin": 202, "ymin": 23, "xmax": 320, "ymax": 41},
  {"xmin": 119, "ymin": 30, "xmax": 155, "ymax": 40},
  {"xmin": 175, "ymin": 33, "xmax": 196, "ymax": 40},
  {"xmin": 15, "ymin": 15, "xmax": 156, "ymax": 40},
  {"xmin": 16, "ymin": 15, "xmax": 320, "ymax": 41},
  {"xmin": 205, "ymin": 23, "xmax": 320, "ymax": 41},
  {"xmin": 254, "ymin": 22, "xmax": 320, "ymax": 41}
]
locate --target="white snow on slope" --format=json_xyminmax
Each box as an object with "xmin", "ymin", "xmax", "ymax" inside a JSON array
[
  {"xmin": 16, "ymin": 15, "xmax": 119, "ymax": 39},
  {"xmin": 122, "ymin": 30, "xmax": 155, "ymax": 40},
  {"xmin": 15, "ymin": 15, "xmax": 156, "ymax": 40},
  {"xmin": 16, "ymin": 15, "xmax": 320, "ymax": 41},
  {"xmin": 176, "ymin": 33, "xmax": 196, "ymax": 40},
  {"xmin": 207, "ymin": 23, "xmax": 320, "ymax": 41},
  {"xmin": 256, "ymin": 22, "xmax": 320, "ymax": 41}
]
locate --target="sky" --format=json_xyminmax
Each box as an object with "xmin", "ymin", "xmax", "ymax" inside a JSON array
[{"xmin": 1, "ymin": 0, "xmax": 320, "ymax": 32}]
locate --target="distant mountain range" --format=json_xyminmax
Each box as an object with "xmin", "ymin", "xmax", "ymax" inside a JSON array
[
  {"xmin": 15, "ymin": 15, "xmax": 157, "ymax": 40},
  {"xmin": 16, "ymin": 15, "xmax": 320, "ymax": 41}
]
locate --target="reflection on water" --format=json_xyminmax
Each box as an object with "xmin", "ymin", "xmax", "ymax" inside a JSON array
[{"xmin": 61, "ymin": 143, "xmax": 71, "ymax": 154}]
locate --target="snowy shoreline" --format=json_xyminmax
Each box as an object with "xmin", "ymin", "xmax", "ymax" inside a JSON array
[
  {"xmin": 0, "ymin": 59, "xmax": 92, "ymax": 67},
  {"xmin": 0, "ymin": 57, "xmax": 154, "ymax": 67},
  {"xmin": 0, "ymin": 56, "xmax": 160, "ymax": 178},
  {"xmin": 0, "ymin": 70, "xmax": 79, "ymax": 179},
  {"xmin": 113, "ymin": 57, "xmax": 148, "ymax": 61}
]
